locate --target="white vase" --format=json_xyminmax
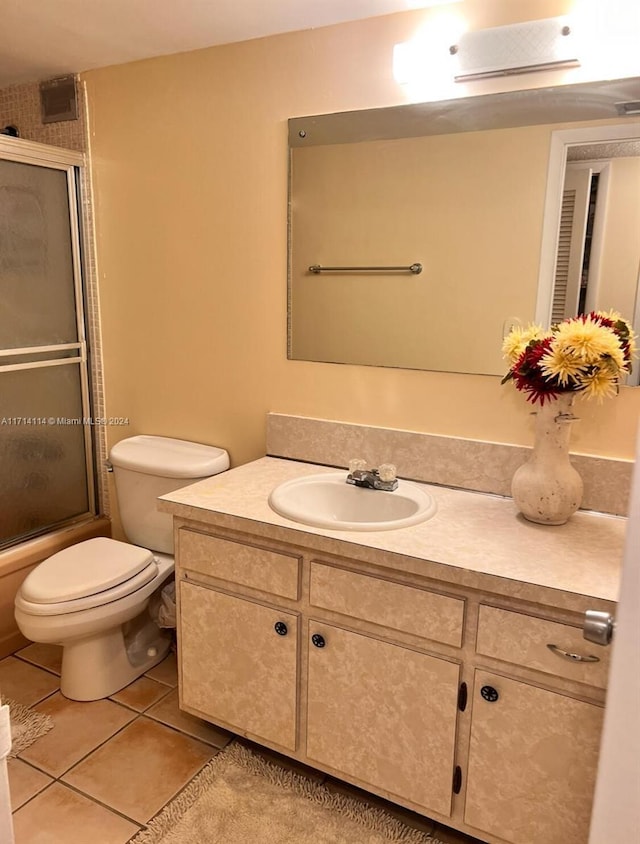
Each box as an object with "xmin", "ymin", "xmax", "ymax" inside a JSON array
[{"xmin": 511, "ymin": 393, "xmax": 583, "ymax": 526}]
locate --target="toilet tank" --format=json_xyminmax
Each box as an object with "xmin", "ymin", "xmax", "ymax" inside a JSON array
[{"xmin": 109, "ymin": 435, "xmax": 230, "ymax": 554}]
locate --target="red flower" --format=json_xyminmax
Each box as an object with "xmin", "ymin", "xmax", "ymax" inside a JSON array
[{"xmin": 508, "ymin": 337, "xmax": 568, "ymax": 405}]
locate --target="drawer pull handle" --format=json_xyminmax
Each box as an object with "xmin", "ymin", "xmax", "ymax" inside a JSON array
[
  {"xmin": 274, "ymin": 622, "xmax": 288, "ymax": 636},
  {"xmin": 311, "ymin": 633, "xmax": 326, "ymax": 648},
  {"xmin": 547, "ymin": 643, "xmax": 600, "ymax": 663}
]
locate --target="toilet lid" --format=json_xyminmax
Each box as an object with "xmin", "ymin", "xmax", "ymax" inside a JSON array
[{"xmin": 21, "ymin": 537, "xmax": 156, "ymax": 604}]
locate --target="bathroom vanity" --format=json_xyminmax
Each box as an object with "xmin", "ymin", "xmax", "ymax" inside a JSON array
[{"xmin": 159, "ymin": 455, "xmax": 624, "ymax": 844}]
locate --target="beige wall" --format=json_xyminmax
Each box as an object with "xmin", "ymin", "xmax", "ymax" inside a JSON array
[
  {"xmin": 292, "ymin": 124, "xmax": 560, "ymax": 374},
  {"xmin": 83, "ymin": 0, "xmax": 640, "ymax": 478},
  {"xmin": 596, "ymin": 157, "xmax": 640, "ymax": 318}
]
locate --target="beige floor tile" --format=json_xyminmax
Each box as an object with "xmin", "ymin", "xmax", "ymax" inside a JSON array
[
  {"xmin": 7, "ymin": 759, "xmax": 53, "ymax": 811},
  {"xmin": 144, "ymin": 651, "xmax": 177, "ymax": 687},
  {"xmin": 110, "ymin": 676, "xmax": 172, "ymax": 712},
  {"xmin": 19, "ymin": 692, "xmax": 136, "ymax": 777},
  {"xmin": 62, "ymin": 717, "xmax": 216, "ymax": 824},
  {"xmin": 145, "ymin": 688, "xmax": 232, "ymax": 746},
  {"xmin": 0, "ymin": 656, "xmax": 59, "ymax": 705},
  {"xmin": 12, "ymin": 782, "xmax": 139, "ymax": 844},
  {"xmin": 15, "ymin": 642, "xmax": 63, "ymax": 675}
]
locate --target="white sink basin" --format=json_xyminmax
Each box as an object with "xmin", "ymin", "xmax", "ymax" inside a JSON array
[{"xmin": 268, "ymin": 472, "xmax": 437, "ymax": 531}]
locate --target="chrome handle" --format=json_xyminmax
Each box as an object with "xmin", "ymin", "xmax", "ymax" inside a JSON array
[
  {"xmin": 583, "ymin": 610, "xmax": 615, "ymax": 646},
  {"xmin": 546, "ymin": 643, "xmax": 600, "ymax": 663}
]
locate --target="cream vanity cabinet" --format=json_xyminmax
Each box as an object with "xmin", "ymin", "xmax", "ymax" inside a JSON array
[
  {"xmin": 177, "ymin": 527, "xmax": 465, "ymax": 821},
  {"xmin": 177, "ymin": 528, "xmax": 302, "ymax": 751},
  {"xmin": 180, "ymin": 583, "xmax": 299, "ymax": 750},
  {"xmin": 465, "ymin": 605, "xmax": 608, "ymax": 844},
  {"xmin": 175, "ymin": 522, "xmax": 610, "ymax": 844},
  {"xmin": 306, "ymin": 622, "xmax": 460, "ymax": 816},
  {"xmin": 465, "ymin": 671, "xmax": 603, "ymax": 844}
]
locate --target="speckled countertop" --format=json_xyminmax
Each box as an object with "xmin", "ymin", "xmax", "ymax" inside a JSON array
[{"xmin": 159, "ymin": 457, "xmax": 625, "ymax": 610}]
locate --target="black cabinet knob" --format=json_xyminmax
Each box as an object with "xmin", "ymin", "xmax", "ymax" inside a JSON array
[
  {"xmin": 311, "ymin": 633, "xmax": 326, "ymax": 648},
  {"xmin": 480, "ymin": 685, "xmax": 499, "ymax": 702},
  {"xmin": 274, "ymin": 621, "xmax": 288, "ymax": 636}
]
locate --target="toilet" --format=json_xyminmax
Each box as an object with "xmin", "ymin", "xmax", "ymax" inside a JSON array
[{"xmin": 14, "ymin": 435, "xmax": 229, "ymax": 701}]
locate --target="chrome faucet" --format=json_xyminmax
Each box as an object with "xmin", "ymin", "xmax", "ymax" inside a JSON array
[{"xmin": 346, "ymin": 459, "xmax": 398, "ymax": 492}]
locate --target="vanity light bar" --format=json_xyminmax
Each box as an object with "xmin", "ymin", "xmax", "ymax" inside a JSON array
[
  {"xmin": 309, "ymin": 263, "xmax": 423, "ymax": 275},
  {"xmin": 452, "ymin": 59, "xmax": 580, "ymax": 83},
  {"xmin": 450, "ymin": 16, "xmax": 579, "ymax": 83}
]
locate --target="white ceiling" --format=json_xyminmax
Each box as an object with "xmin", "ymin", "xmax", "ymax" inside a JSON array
[{"xmin": 0, "ymin": 0, "xmax": 438, "ymax": 88}]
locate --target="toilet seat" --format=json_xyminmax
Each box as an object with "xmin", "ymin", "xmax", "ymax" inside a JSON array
[
  {"xmin": 16, "ymin": 561, "xmax": 160, "ymax": 616},
  {"xmin": 17, "ymin": 537, "xmax": 158, "ymax": 616}
]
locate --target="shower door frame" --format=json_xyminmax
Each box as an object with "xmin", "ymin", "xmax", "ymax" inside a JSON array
[{"xmin": 0, "ymin": 136, "xmax": 97, "ymax": 540}]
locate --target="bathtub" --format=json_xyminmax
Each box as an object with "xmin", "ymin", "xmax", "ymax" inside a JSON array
[{"xmin": 0, "ymin": 518, "xmax": 111, "ymax": 659}]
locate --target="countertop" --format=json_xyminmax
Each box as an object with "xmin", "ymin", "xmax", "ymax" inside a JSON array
[{"xmin": 159, "ymin": 457, "xmax": 626, "ymax": 610}]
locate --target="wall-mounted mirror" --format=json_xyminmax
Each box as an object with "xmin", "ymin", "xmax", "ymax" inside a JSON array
[{"xmin": 288, "ymin": 78, "xmax": 640, "ymax": 377}]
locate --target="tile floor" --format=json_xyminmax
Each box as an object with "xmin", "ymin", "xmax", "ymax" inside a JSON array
[{"xmin": 3, "ymin": 643, "xmax": 481, "ymax": 844}]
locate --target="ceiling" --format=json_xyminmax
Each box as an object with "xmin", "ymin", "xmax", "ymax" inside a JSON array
[{"xmin": 0, "ymin": 0, "xmax": 439, "ymax": 88}]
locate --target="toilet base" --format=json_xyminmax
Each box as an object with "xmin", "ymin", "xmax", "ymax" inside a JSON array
[{"xmin": 60, "ymin": 612, "xmax": 171, "ymax": 701}]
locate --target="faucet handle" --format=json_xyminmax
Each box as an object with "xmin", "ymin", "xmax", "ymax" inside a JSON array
[
  {"xmin": 348, "ymin": 458, "xmax": 367, "ymax": 473},
  {"xmin": 377, "ymin": 463, "xmax": 397, "ymax": 483}
]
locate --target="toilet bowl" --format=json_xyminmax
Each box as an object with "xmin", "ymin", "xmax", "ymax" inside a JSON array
[
  {"xmin": 14, "ymin": 435, "xmax": 229, "ymax": 701},
  {"xmin": 15, "ymin": 537, "xmax": 174, "ymax": 701}
]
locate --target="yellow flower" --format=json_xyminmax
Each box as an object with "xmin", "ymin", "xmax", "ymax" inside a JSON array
[
  {"xmin": 553, "ymin": 316, "xmax": 626, "ymax": 368},
  {"xmin": 502, "ymin": 324, "xmax": 545, "ymax": 363},
  {"xmin": 594, "ymin": 309, "xmax": 624, "ymax": 321},
  {"xmin": 594, "ymin": 311, "xmax": 637, "ymax": 362},
  {"xmin": 579, "ymin": 367, "xmax": 620, "ymax": 402},
  {"xmin": 539, "ymin": 345, "xmax": 584, "ymax": 386}
]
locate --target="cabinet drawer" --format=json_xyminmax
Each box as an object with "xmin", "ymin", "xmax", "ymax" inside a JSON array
[
  {"xmin": 310, "ymin": 563, "xmax": 464, "ymax": 647},
  {"xmin": 179, "ymin": 529, "xmax": 300, "ymax": 599},
  {"xmin": 476, "ymin": 605, "xmax": 610, "ymax": 688}
]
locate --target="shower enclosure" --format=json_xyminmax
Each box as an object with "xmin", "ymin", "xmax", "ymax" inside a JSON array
[{"xmin": 0, "ymin": 138, "xmax": 96, "ymax": 550}]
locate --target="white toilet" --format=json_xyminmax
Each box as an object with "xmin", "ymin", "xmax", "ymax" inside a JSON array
[{"xmin": 14, "ymin": 435, "xmax": 229, "ymax": 702}]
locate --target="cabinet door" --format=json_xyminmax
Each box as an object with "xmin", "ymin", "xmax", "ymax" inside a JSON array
[
  {"xmin": 465, "ymin": 671, "xmax": 604, "ymax": 844},
  {"xmin": 179, "ymin": 581, "xmax": 299, "ymax": 750},
  {"xmin": 306, "ymin": 622, "xmax": 460, "ymax": 817}
]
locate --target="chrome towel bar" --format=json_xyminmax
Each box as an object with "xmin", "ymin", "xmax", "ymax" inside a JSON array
[{"xmin": 308, "ymin": 263, "xmax": 422, "ymax": 275}]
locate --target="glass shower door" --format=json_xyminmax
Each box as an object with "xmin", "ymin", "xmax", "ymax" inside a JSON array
[{"xmin": 0, "ymin": 149, "xmax": 95, "ymax": 549}]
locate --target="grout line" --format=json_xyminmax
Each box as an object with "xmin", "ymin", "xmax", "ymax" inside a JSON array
[
  {"xmin": 18, "ymin": 703, "xmax": 139, "ymax": 780},
  {"xmin": 55, "ymin": 712, "xmax": 142, "ymax": 779},
  {"xmin": 9, "ymin": 780, "xmax": 55, "ymax": 815},
  {"xmin": 54, "ymin": 778, "xmax": 144, "ymax": 830},
  {"xmin": 63, "ymin": 741, "xmax": 222, "ymax": 831},
  {"xmin": 12, "ymin": 652, "xmax": 62, "ymax": 678},
  {"xmin": 137, "ymin": 711, "xmax": 232, "ymax": 749},
  {"xmin": 135, "ymin": 745, "xmax": 226, "ymax": 830},
  {"xmin": 108, "ymin": 685, "xmax": 173, "ymax": 715}
]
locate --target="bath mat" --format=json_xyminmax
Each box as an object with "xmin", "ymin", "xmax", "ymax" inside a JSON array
[
  {"xmin": 130, "ymin": 742, "xmax": 444, "ymax": 844},
  {"xmin": 5, "ymin": 698, "xmax": 54, "ymax": 758}
]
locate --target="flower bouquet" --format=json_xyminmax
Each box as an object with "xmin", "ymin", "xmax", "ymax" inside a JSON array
[
  {"xmin": 502, "ymin": 310, "xmax": 636, "ymax": 525},
  {"xmin": 502, "ymin": 311, "xmax": 636, "ymax": 405}
]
